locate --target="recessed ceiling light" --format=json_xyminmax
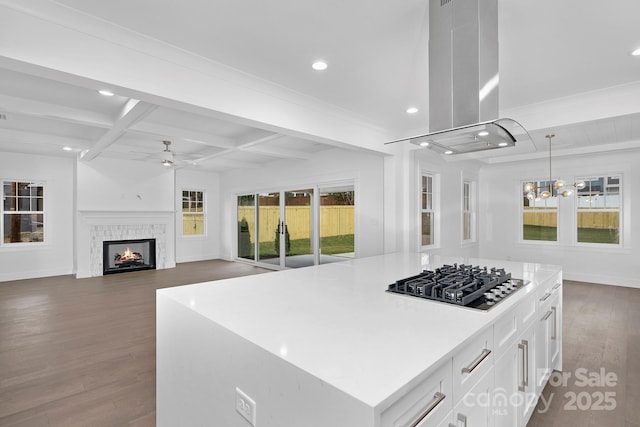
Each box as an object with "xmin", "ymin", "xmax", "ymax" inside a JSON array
[
  {"xmin": 419, "ymin": 141, "xmax": 430, "ymax": 147},
  {"xmin": 63, "ymin": 146, "xmax": 73, "ymax": 151},
  {"xmin": 498, "ymin": 142, "xmax": 509, "ymax": 147},
  {"xmin": 632, "ymin": 48, "xmax": 640, "ymax": 56},
  {"xmin": 98, "ymin": 89, "xmax": 114, "ymax": 97},
  {"xmin": 312, "ymin": 61, "xmax": 328, "ymax": 71},
  {"xmin": 406, "ymin": 107, "xmax": 419, "ymax": 114},
  {"xmin": 478, "ymin": 131, "xmax": 489, "ymax": 136},
  {"xmin": 444, "ymin": 150, "xmax": 453, "ymax": 155}
]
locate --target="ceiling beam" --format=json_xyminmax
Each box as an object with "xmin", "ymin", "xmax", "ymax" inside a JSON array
[
  {"xmin": 0, "ymin": 93, "xmax": 113, "ymax": 128},
  {"xmin": 81, "ymin": 99, "xmax": 157, "ymax": 161},
  {"xmin": 234, "ymin": 130, "xmax": 281, "ymax": 148},
  {"xmin": 128, "ymin": 121, "xmax": 236, "ymax": 148},
  {"xmin": 199, "ymin": 158, "xmax": 263, "ymax": 169},
  {"xmin": 0, "ymin": 127, "xmax": 90, "ymax": 149},
  {"xmin": 241, "ymin": 145, "xmax": 313, "ymax": 160}
]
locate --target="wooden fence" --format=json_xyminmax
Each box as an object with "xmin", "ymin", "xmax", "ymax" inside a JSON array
[
  {"xmin": 523, "ymin": 208, "xmax": 618, "ymax": 229},
  {"xmin": 237, "ymin": 206, "xmax": 354, "ymax": 243}
]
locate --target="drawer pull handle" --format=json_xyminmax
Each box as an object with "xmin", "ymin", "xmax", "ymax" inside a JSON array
[
  {"xmin": 540, "ymin": 292, "xmax": 551, "ymax": 302},
  {"xmin": 551, "ymin": 306, "xmax": 557, "ymax": 340},
  {"xmin": 553, "ymin": 282, "xmax": 562, "ymax": 290},
  {"xmin": 409, "ymin": 392, "xmax": 446, "ymax": 427},
  {"xmin": 542, "ymin": 310, "xmax": 553, "ymax": 321},
  {"xmin": 461, "ymin": 348, "xmax": 491, "ymax": 374},
  {"xmin": 518, "ymin": 339, "xmax": 529, "ymax": 391}
]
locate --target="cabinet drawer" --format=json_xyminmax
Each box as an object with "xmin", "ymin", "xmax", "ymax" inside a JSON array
[
  {"xmin": 380, "ymin": 358, "xmax": 452, "ymax": 427},
  {"xmin": 453, "ymin": 327, "xmax": 493, "ymax": 402}
]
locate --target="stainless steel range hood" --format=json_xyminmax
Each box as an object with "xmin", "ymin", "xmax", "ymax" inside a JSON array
[{"xmin": 390, "ymin": 0, "xmax": 532, "ymax": 154}]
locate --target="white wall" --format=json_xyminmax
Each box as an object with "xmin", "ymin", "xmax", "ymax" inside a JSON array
[
  {"xmin": 77, "ymin": 157, "xmax": 174, "ymax": 211},
  {"xmin": 0, "ymin": 152, "xmax": 75, "ymax": 281},
  {"xmin": 218, "ymin": 148, "xmax": 385, "ymax": 261},
  {"xmin": 479, "ymin": 150, "xmax": 639, "ymax": 287},
  {"xmin": 175, "ymin": 169, "xmax": 221, "ymax": 263}
]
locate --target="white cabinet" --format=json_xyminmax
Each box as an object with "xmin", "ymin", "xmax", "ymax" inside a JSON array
[
  {"xmin": 494, "ymin": 339, "xmax": 519, "ymax": 427},
  {"xmin": 447, "ymin": 368, "xmax": 494, "ymax": 427},
  {"xmin": 380, "ymin": 359, "xmax": 452, "ymax": 427},
  {"xmin": 535, "ymin": 278, "xmax": 563, "ymax": 395},
  {"xmin": 549, "ymin": 285, "xmax": 562, "ymax": 371},
  {"xmin": 517, "ymin": 324, "xmax": 538, "ymax": 426}
]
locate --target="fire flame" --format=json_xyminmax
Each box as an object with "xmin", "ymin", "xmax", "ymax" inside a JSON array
[{"xmin": 122, "ymin": 247, "xmax": 132, "ymax": 260}]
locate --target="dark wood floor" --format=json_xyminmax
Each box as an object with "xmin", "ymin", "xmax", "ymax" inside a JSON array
[
  {"xmin": 0, "ymin": 260, "xmax": 272, "ymax": 427},
  {"xmin": 1, "ymin": 264, "xmax": 639, "ymax": 426}
]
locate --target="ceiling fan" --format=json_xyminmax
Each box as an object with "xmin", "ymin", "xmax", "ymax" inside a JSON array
[{"xmin": 160, "ymin": 140, "xmax": 174, "ymax": 167}]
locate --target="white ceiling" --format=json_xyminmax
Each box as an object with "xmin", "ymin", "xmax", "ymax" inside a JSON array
[{"xmin": 1, "ymin": 0, "xmax": 639, "ymax": 170}]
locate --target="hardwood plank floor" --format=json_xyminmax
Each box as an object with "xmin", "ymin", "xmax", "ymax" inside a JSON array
[
  {"xmin": 1, "ymin": 265, "xmax": 639, "ymax": 426},
  {"xmin": 0, "ymin": 260, "xmax": 271, "ymax": 427}
]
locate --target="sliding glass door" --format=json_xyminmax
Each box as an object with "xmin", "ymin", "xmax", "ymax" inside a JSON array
[
  {"xmin": 284, "ymin": 189, "xmax": 314, "ymax": 268},
  {"xmin": 237, "ymin": 183, "xmax": 353, "ymax": 269},
  {"xmin": 319, "ymin": 185, "xmax": 355, "ymax": 264}
]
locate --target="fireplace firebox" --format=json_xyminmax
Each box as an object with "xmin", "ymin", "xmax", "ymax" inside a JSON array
[{"xmin": 103, "ymin": 238, "xmax": 156, "ymax": 275}]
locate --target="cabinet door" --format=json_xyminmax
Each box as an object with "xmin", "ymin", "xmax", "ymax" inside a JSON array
[
  {"xmin": 451, "ymin": 368, "xmax": 494, "ymax": 427},
  {"xmin": 549, "ymin": 291, "xmax": 561, "ymax": 371},
  {"xmin": 535, "ymin": 304, "xmax": 552, "ymax": 395},
  {"xmin": 494, "ymin": 345, "xmax": 519, "ymax": 427},
  {"xmin": 519, "ymin": 325, "xmax": 538, "ymax": 426}
]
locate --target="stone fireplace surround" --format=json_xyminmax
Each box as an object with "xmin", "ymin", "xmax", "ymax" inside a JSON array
[{"xmin": 76, "ymin": 211, "xmax": 175, "ymax": 278}]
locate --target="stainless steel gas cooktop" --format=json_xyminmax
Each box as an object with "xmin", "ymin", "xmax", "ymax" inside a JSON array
[{"xmin": 387, "ymin": 263, "xmax": 528, "ymax": 310}]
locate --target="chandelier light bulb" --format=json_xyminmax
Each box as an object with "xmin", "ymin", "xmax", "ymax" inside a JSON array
[
  {"xmin": 524, "ymin": 183, "xmax": 534, "ymax": 192},
  {"xmin": 575, "ymin": 181, "xmax": 586, "ymax": 190},
  {"xmin": 562, "ymin": 189, "xmax": 573, "ymax": 197},
  {"xmin": 554, "ymin": 180, "xmax": 565, "ymax": 189},
  {"xmin": 540, "ymin": 190, "xmax": 551, "ymax": 199}
]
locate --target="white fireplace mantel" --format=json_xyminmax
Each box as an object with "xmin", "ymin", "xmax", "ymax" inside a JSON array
[{"xmin": 76, "ymin": 210, "xmax": 176, "ymax": 278}]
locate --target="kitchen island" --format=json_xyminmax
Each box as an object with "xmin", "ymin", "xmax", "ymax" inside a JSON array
[{"xmin": 157, "ymin": 253, "xmax": 562, "ymax": 427}]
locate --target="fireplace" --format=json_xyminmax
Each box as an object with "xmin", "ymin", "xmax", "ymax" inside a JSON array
[{"xmin": 103, "ymin": 238, "xmax": 156, "ymax": 275}]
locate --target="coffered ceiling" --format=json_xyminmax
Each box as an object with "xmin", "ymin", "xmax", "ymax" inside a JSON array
[{"xmin": 0, "ymin": 0, "xmax": 639, "ymax": 170}]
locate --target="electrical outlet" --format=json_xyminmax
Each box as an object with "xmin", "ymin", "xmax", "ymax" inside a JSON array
[{"xmin": 235, "ymin": 387, "xmax": 256, "ymax": 426}]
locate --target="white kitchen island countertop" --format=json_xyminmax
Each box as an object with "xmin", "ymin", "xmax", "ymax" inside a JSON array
[{"xmin": 157, "ymin": 252, "xmax": 561, "ymax": 410}]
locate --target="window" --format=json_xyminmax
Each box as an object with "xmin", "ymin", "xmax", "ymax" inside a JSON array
[
  {"xmin": 2, "ymin": 180, "xmax": 44, "ymax": 244},
  {"xmin": 462, "ymin": 181, "xmax": 475, "ymax": 242},
  {"xmin": 576, "ymin": 175, "xmax": 620, "ymax": 245},
  {"xmin": 421, "ymin": 174, "xmax": 435, "ymax": 246},
  {"xmin": 182, "ymin": 190, "xmax": 205, "ymax": 236},
  {"xmin": 522, "ymin": 180, "xmax": 557, "ymax": 242}
]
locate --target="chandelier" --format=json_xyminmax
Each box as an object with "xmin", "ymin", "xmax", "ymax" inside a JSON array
[{"xmin": 524, "ymin": 134, "xmax": 585, "ymax": 201}]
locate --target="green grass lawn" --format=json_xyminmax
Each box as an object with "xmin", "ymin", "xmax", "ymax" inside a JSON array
[
  {"xmin": 523, "ymin": 225, "xmax": 557, "ymax": 241},
  {"xmin": 577, "ymin": 228, "xmax": 619, "ymax": 244},
  {"xmin": 524, "ymin": 225, "xmax": 619, "ymax": 244},
  {"xmin": 258, "ymin": 234, "xmax": 354, "ymax": 258}
]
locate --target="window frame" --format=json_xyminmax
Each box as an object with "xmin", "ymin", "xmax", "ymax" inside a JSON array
[
  {"xmin": 181, "ymin": 189, "xmax": 206, "ymax": 237},
  {"xmin": 1, "ymin": 179, "xmax": 46, "ymax": 246},
  {"xmin": 574, "ymin": 174, "xmax": 622, "ymax": 247}
]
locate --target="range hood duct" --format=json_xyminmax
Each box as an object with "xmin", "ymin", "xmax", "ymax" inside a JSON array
[{"xmin": 390, "ymin": 0, "xmax": 531, "ymax": 155}]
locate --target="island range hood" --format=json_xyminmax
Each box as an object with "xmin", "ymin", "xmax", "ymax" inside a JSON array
[{"xmin": 390, "ymin": 0, "xmax": 531, "ymax": 155}]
